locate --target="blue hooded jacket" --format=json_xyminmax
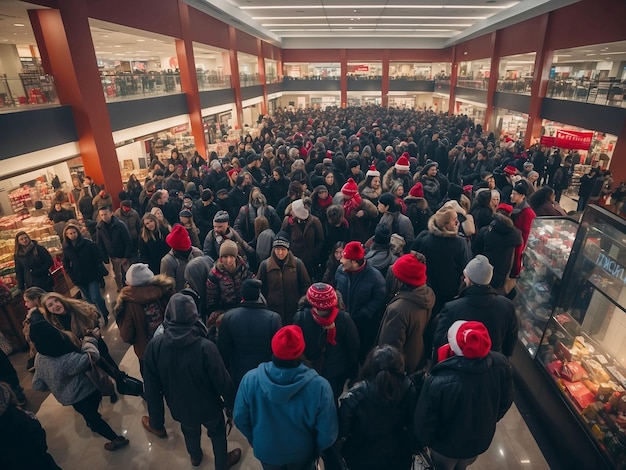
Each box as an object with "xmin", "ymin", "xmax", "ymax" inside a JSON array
[{"xmin": 234, "ymin": 361, "xmax": 338, "ymax": 466}]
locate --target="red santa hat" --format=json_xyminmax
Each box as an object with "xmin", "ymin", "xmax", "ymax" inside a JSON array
[
  {"xmin": 341, "ymin": 178, "xmax": 359, "ymax": 197},
  {"xmin": 448, "ymin": 320, "xmax": 491, "ymax": 359},
  {"xmin": 503, "ymin": 165, "xmax": 518, "ymax": 175},
  {"xmin": 395, "ymin": 154, "xmax": 410, "ymax": 171},
  {"xmin": 409, "ymin": 182, "xmax": 424, "ymax": 198},
  {"xmin": 366, "ymin": 165, "xmax": 380, "ymax": 178}
]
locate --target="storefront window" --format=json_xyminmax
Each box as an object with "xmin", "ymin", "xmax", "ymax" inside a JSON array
[
  {"xmin": 389, "ymin": 62, "xmax": 450, "ymax": 80},
  {"xmin": 494, "ymin": 108, "xmax": 529, "ymax": 140},
  {"xmin": 455, "ymin": 100, "xmax": 486, "ymax": 126},
  {"xmin": 347, "ymin": 62, "xmax": 382, "ymax": 80},
  {"xmin": 265, "ymin": 59, "xmax": 278, "ymax": 84},
  {"xmin": 458, "ymin": 59, "xmax": 491, "ymax": 89},
  {"xmin": 194, "ymin": 43, "xmax": 230, "ymax": 91},
  {"xmin": 283, "ymin": 63, "xmax": 340, "ymax": 80},
  {"xmin": 238, "ymin": 52, "xmax": 259, "ymax": 87},
  {"xmin": 497, "ymin": 53, "xmax": 535, "ymax": 94}
]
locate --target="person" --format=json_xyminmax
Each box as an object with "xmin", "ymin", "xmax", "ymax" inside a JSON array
[
  {"xmin": 337, "ymin": 345, "xmax": 417, "ymax": 470},
  {"xmin": 365, "ymin": 223, "xmax": 398, "ymax": 277},
  {"xmin": 30, "ymin": 317, "xmax": 129, "ymax": 451},
  {"xmin": 138, "ymin": 213, "xmax": 170, "ymax": 275},
  {"xmin": 335, "ymin": 241, "xmax": 387, "ymax": 362},
  {"xmin": 143, "ymin": 293, "xmax": 241, "ymax": 468},
  {"xmin": 203, "ymin": 210, "xmax": 257, "ymax": 267},
  {"xmin": 114, "ymin": 200, "xmax": 142, "ymax": 253},
  {"xmin": 280, "ymin": 198, "xmax": 325, "ymax": 278},
  {"xmin": 551, "ymin": 156, "xmax": 573, "ymax": 203},
  {"xmin": 0, "ymin": 380, "xmax": 61, "ymax": 469},
  {"xmin": 377, "ymin": 192, "xmax": 414, "ymax": 250},
  {"xmin": 62, "ymin": 224, "xmax": 110, "ymax": 325},
  {"xmin": 0, "ymin": 347, "xmax": 27, "ymax": 406},
  {"xmin": 234, "ymin": 325, "xmax": 338, "ymax": 470},
  {"xmin": 414, "ymin": 321, "xmax": 513, "ymax": 470},
  {"xmin": 14, "ymin": 231, "xmax": 54, "ymax": 293},
  {"xmin": 234, "ymin": 187, "xmax": 281, "ymax": 242},
  {"xmin": 160, "ymin": 224, "xmax": 203, "ymax": 291},
  {"xmin": 404, "ymin": 182, "xmax": 431, "ymax": 236},
  {"xmin": 469, "ymin": 189, "xmax": 494, "ymax": 233},
  {"xmin": 257, "ymin": 232, "xmax": 311, "ymax": 325},
  {"xmin": 178, "ymin": 209, "xmax": 202, "ymax": 248},
  {"xmin": 529, "ymin": 186, "xmax": 567, "ymax": 216},
  {"xmin": 218, "ymin": 279, "xmax": 282, "ymax": 388},
  {"xmin": 322, "ymin": 241, "xmax": 345, "ymax": 287},
  {"xmin": 95, "ymin": 205, "xmax": 133, "ymax": 291},
  {"xmin": 48, "ymin": 201, "xmax": 74, "ymax": 224},
  {"xmin": 472, "ymin": 203, "xmax": 523, "ymax": 295},
  {"xmin": 293, "ymin": 283, "xmax": 359, "ymax": 400},
  {"xmin": 206, "ymin": 240, "xmax": 255, "ymax": 323},
  {"xmin": 434, "ymin": 255, "xmax": 518, "ymax": 359},
  {"xmin": 510, "ymin": 182, "xmax": 536, "ymax": 278},
  {"xmin": 114, "ymin": 263, "xmax": 175, "ymax": 376},
  {"xmin": 359, "ymin": 166, "xmax": 383, "ymax": 204},
  {"xmin": 22, "ymin": 286, "xmax": 48, "ymax": 372},
  {"xmin": 378, "ymin": 253, "xmax": 435, "ymax": 373},
  {"xmin": 334, "ymin": 178, "xmax": 379, "ymax": 242}
]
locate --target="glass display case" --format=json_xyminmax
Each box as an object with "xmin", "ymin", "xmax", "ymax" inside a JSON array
[
  {"xmin": 515, "ymin": 217, "xmax": 579, "ymax": 358},
  {"xmin": 536, "ymin": 206, "xmax": 626, "ymax": 469}
]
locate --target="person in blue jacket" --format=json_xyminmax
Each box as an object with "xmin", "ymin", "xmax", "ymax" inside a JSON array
[{"xmin": 234, "ymin": 325, "xmax": 338, "ymax": 470}]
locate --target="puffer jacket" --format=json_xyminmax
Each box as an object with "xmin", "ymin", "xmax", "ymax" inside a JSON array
[
  {"xmin": 14, "ymin": 241, "xmax": 54, "ymax": 291},
  {"xmin": 413, "ymin": 352, "xmax": 513, "ymax": 459},
  {"xmin": 62, "ymin": 234, "xmax": 106, "ymax": 286},
  {"xmin": 114, "ymin": 275, "xmax": 175, "ymax": 359},
  {"xmin": 206, "ymin": 257, "xmax": 254, "ymax": 314},
  {"xmin": 472, "ymin": 213, "xmax": 523, "ymax": 289},
  {"xmin": 378, "ymin": 285, "xmax": 436, "ymax": 373},
  {"xmin": 32, "ymin": 337, "xmax": 99, "ymax": 406},
  {"xmin": 280, "ymin": 215, "xmax": 324, "ymax": 275},
  {"xmin": 114, "ymin": 207, "xmax": 142, "ymax": 243},
  {"xmin": 411, "ymin": 216, "xmax": 471, "ymax": 309},
  {"xmin": 95, "ymin": 215, "xmax": 132, "ymax": 261}
]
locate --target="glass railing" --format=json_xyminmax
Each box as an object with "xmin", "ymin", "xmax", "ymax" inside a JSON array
[
  {"xmin": 265, "ymin": 74, "xmax": 282, "ymax": 84},
  {"xmin": 196, "ymin": 72, "xmax": 231, "ymax": 91},
  {"xmin": 347, "ymin": 75, "xmax": 383, "ymax": 80},
  {"xmin": 457, "ymin": 78, "xmax": 489, "ymax": 90},
  {"xmin": 0, "ymin": 74, "xmax": 59, "ymax": 109},
  {"xmin": 101, "ymin": 72, "xmax": 182, "ymax": 101},
  {"xmin": 390, "ymin": 75, "xmax": 434, "ymax": 81},
  {"xmin": 283, "ymin": 75, "xmax": 340, "ymax": 81},
  {"xmin": 240, "ymin": 73, "xmax": 261, "ymax": 87},
  {"xmin": 497, "ymin": 78, "xmax": 533, "ymax": 94},
  {"xmin": 547, "ymin": 79, "xmax": 626, "ymax": 108}
]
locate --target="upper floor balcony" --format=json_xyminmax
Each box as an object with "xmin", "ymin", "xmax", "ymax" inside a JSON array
[
  {"xmin": 197, "ymin": 71, "xmax": 231, "ymax": 91},
  {"xmin": 0, "ymin": 74, "xmax": 59, "ymax": 111},
  {"xmin": 497, "ymin": 78, "xmax": 533, "ymax": 95},
  {"xmin": 547, "ymin": 79, "xmax": 625, "ymax": 108},
  {"xmin": 101, "ymin": 72, "xmax": 182, "ymax": 101},
  {"xmin": 457, "ymin": 78, "xmax": 489, "ymax": 90}
]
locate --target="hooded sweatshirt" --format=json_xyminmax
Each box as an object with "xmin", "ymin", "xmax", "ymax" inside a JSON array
[
  {"xmin": 234, "ymin": 362, "xmax": 338, "ymax": 466},
  {"xmin": 143, "ymin": 293, "xmax": 235, "ymax": 426}
]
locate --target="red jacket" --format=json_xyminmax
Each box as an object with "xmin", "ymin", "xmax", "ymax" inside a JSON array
[{"xmin": 511, "ymin": 201, "xmax": 536, "ymax": 277}]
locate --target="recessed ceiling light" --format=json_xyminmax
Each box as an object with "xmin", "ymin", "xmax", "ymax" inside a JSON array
[
  {"xmin": 114, "ymin": 45, "xmax": 122, "ymax": 48},
  {"xmin": 14, "ymin": 23, "xmax": 25, "ymax": 27},
  {"xmin": 137, "ymin": 39, "xmax": 145, "ymax": 42}
]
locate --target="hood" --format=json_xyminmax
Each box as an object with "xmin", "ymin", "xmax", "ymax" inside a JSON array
[
  {"xmin": 114, "ymin": 275, "xmax": 174, "ymax": 318},
  {"xmin": 163, "ymin": 293, "xmax": 201, "ymax": 347},
  {"xmin": 428, "ymin": 216, "xmax": 458, "ymax": 238},
  {"xmin": 442, "ymin": 199, "xmax": 467, "ymax": 216},
  {"xmin": 512, "ymin": 199, "xmax": 530, "ymax": 216},
  {"xmin": 491, "ymin": 213, "xmax": 514, "ymax": 232},
  {"xmin": 394, "ymin": 284, "xmax": 435, "ymax": 310},
  {"xmin": 404, "ymin": 195, "xmax": 429, "ymax": 208},
  {"xmin": 257, "ymin": 362, "xmax": 319, "ymax": 403}
]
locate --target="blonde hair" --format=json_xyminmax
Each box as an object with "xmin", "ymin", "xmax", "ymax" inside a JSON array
[{"xmin": 41, "ymin": 292, "xmax": 98, "ymax": 342}]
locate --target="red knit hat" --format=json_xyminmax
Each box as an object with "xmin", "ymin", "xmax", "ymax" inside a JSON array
[
  {"xmin": 448, "ymin": 320, "xmax": 492, "ymax": 359},
  {"xmin": 272, "ymin": 325, "xmax": 305, "ymax": 361},
  {"xmin": 409, "ymin": 182, "xmax": 424, "ymax": 198},
  {"xmin": 392, "ymin": 254, "xmax": 427, "ymax": 287},
  {"xmin": 341, "ymin": 178, "xmax": 359, "ymax": 197},
  {"xmin": 166, "ymin": 224, "xmax": 191, "ymax": 251},
  {"xmin": 227, "ymin": 168, "xmax": 238, "ymax": 178},
  {"xmin": 386, "ymin": 155, "xmax": 394, "ymax": 165},
  {"xmin": 306, "ymin": 283, "xmax": 338, "ymax": 310},
  {"xmin": 395, "ymin": 155, "xmax": 410, "ymax": 171},
  {"xmin": 342, "ymin": 241, "xmax": 365, "ymax": 260},
  {"xmin": 366, "ymin": 165, "xmax": 380, "ymax": 178},
  {"xmin": 496, "ymin": 203, "xmax": 513, "ymax": 214},
  {"xmin": 503, "ymin": 165, "xmax": 517, "ymax": 175}
]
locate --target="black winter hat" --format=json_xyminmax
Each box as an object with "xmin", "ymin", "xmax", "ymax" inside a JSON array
[
  {"xmin": 241, "ymin": 279, "xmax": 263, "ymax": 302},
  {"xmin": 374, "ymin": 223, "xmax": 391, "ymax": 245}
]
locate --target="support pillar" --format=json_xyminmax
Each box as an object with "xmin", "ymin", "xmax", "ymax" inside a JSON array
[
  {"xmin": 257, "ymin": 39, "xmax": 268, "ymax": 116},
  {"xmin": 484, "ymin": 31, "xmax": 500, "ymax": 132},
  {"xmin": 228, "ymin": 26, "xmax": 242, "ymax": 129},
  {"xmin": 176, "ymin": 1, "xmax": 206, "ymax": 158},
  {"xmin": 382, "ymin": 49, "xmax": 390, "ymax": 107},
  {"xmin": 28, "ymin": 4, "xmax": 122, "ymax": 205},
  {"xmin": 340, "ymin": 50, "xmax": 347, "ymax": 108},
  {"xmin": 607, "ymin": 121, "xmax": 626, "ymax": 186},
  {"xmin": 448, "ymin": 45, "xmax": 458, "ymax": 116}
]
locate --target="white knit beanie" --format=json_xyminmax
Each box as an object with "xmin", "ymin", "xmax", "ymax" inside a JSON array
[{"xmin": 126, "ymin": 263, "xmax": 154, "ymax": 287}]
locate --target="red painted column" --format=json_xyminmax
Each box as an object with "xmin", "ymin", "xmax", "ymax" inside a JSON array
[
  {"xmin": 228, "ymin": 26, "xmax": 242, "ymax": 129},
  {"xmin": 484, "ymin": 31, "xmax": 500, "ymax": 131},
  {"xmin": 608, "ymin": 122, "xmax": 626, "ymax": 186},
  {"xmin": 28, "ymin": 5, "xmax": 122, "ymax": 205},
  {"xmin": 448, "ymin": 45, "xmax": 458, "ymax": 115},
  {"xmin": 257, "ymin": 39, "xmax": 268, "ymax": 115},
  {"xmin": 382, "ymin": 49, "xmax": 390, "ymax": 107},
  {"xmin": 176, "ymin": 1, "xmax": 206, "ymax": 158},
  {"xmin": 524, "ymin": 13, "xmax": 552, "ymax": 148},
  {"xmin": 340, "ymin": 49, "xmax": 347, "ymax": 108}
]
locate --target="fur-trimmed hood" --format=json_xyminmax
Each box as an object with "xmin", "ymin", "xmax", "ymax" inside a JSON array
[
  {"xmin": 428, "ymin": 215, "xmax": 459, "ymax": 238},
  {"xmin": 491, "ymin": 212, "xmax": 515, "ymax": 231},
  {"xmin": 113, "ymin": 274, "xmax": 175, "ymax": 319}
]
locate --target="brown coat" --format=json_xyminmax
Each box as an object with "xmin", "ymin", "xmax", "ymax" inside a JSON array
[
  {"xmin": 257, "ymin": 251, "xmax": 311, "ymax": 324},
  {"xmin": 114, "ymin": 275, "xmax": 175, "ymax": 359},
  {"xmin": 280, "ymin": 215, "xmax": 324, "ymax": 274}
]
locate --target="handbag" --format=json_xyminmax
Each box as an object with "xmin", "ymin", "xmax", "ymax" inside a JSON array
[
  {"xmin": 85, "ymin": 353, "xmax": 115, "ymax": 396},
  {"xmin": 116, "ymin": 374, "xmax": 144, "ymax": 396},
  {"xmin": 412, "ymin": 448, "xmax": 435, "ymax": 470}
]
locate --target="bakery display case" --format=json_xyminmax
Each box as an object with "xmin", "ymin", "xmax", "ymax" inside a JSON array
[
  {"xmin": 514, "ymin": 216, "xmax": 578, "ymax": 358},
  {"xmin": 536, "ymin": 206, "xmax": 626, "ymax": 469}
]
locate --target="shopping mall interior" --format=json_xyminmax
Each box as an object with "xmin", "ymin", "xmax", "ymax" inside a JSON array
[{"xmin": 1, "ymin": 0, "xmax": 626, "ymax": 468}]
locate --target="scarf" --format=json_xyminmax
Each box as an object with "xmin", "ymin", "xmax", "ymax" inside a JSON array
[
  {"xmin": 317, "ymin": 196, "xmax": 333, "ymax": 209},
  {"xmin": 343, "ymin": 193, "xmax": 362, "ymax": 219},
  {"xmin": 311, "ymin": 306, "xmax": 339, "ymax": 345}
]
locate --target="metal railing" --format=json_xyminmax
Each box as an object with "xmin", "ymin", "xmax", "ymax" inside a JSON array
[
  {"xmin": 101, "ymin": 72, "xmax": 182, "ymax": 101},
  {"xmin": 196, "ymin": 71, "xmax": 231, "ymax": 91},
  {"xmin": 456, "ymin": 78, "xmax": 489, "ymax": 90},
  {"xmin": 0, "ymin": 74, "xmax": 59, "ymax": 109},
  {"xmin": 547, "ymin": 79, "xmax": 626, "ymax": 108},
  {"xmin": 240, "ymin": 73, "xmax": 261, "ymax": 87},
  {"xmin": 283, "ymin": 75, "xmax": 340, "ymax": 81},
  {"xmin": 496, "ymin": 78, "xmax": 533, "ymax": 95}
]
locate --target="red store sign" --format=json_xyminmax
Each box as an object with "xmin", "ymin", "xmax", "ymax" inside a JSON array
[{"xmin": 540, "ymin": 130, "xmax": 594, "ymax": 150}]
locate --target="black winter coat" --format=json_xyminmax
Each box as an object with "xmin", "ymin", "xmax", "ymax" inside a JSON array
[
  {"xmin": 293, "ymin": 307, "xmax": 359, "ymax": 381},
  {"xmin": 414, "ymin": 353, "xmax": 513, "ymax": 459},
  {"xmin": 95, "ymin": 216, "xmax": 132, "ymax": 261},
  {"xmin": 473, "ymin": 213, "xmax": 523, "ymax": 289},
  {"xmin": 62, "ymin": 236, "xmax": 106, "ymax": 286},
  {"xmin": 14, "ymin": 242, "xmax": 54, "ymax": 291},
  {"xmin": 434, "ymin": 284, "xmax": 518, "ymax": 357},
  {"xmin": 217, "ymin": 301, "xmax": 281, "ymax": 388},
  {"xmin": 138, "ymin": 227, "xmax": 171, "ymax": 275}
]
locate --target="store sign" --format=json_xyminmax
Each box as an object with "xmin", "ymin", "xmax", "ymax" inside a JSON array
[
  {"xmin": 555, "ymin": 130, "xmax": 594, "ymax": 150},
  {"xmin": 596, "ymin": 252, "xmax": 626, "ymax": 284},
  {"xmin": 354, "ymin": 65, "xmax": 369, "ymax": 72},
  {"xmin": 540, "ymin": 135, "xmax": 556, "ymax": 147},
  {"xmin": 172, "ymin": 124, "xmax": 188, "ymax": 134}
]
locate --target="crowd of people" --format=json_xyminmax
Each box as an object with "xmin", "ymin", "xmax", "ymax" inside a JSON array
[{"xmin": 2, "ymin": 105, "xmax": 612, "ymax": 470}]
